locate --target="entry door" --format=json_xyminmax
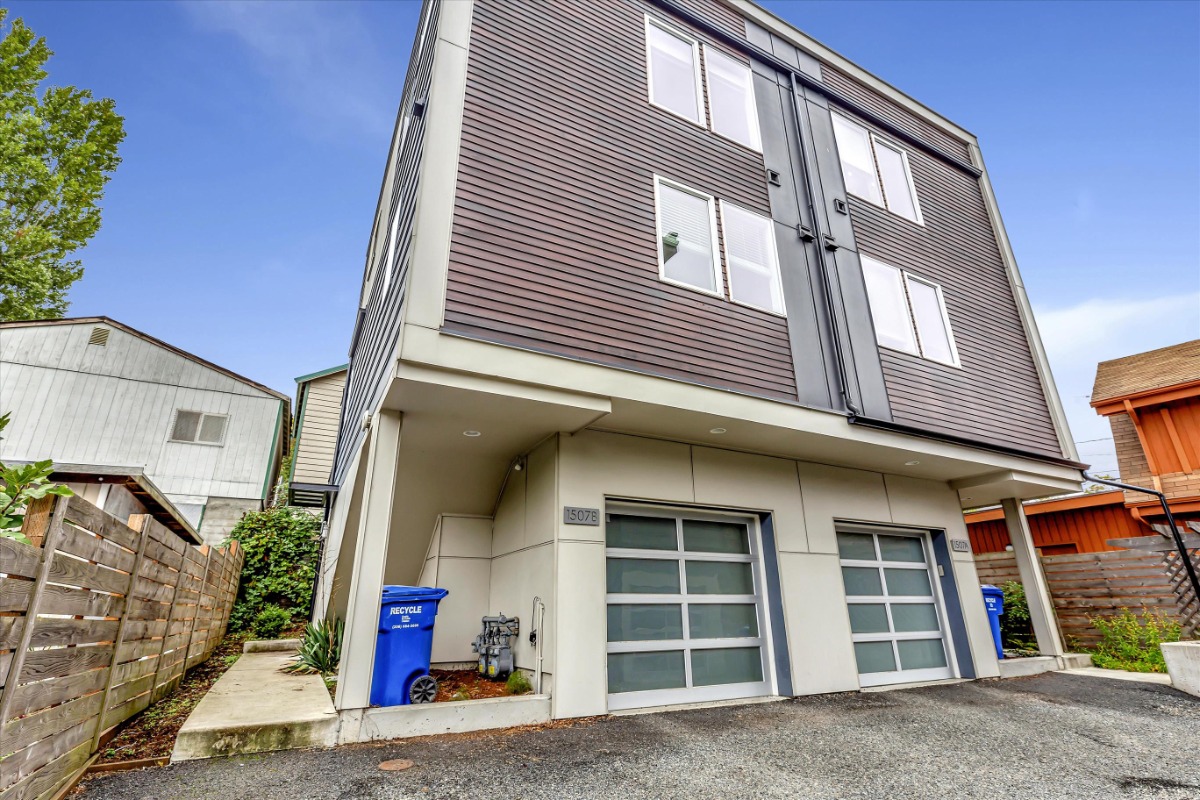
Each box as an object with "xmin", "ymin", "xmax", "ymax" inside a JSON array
[
  {"xmin": 605, "ymin": 508, "xmax": 773, "ymax": 710},
  {"xmin": 837, "ymin": 528, "xmax": 955, "ymax": 687}
]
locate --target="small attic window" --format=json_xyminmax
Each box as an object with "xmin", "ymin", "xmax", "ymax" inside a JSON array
[{"xmin": 88, "ymin": 326, "xmax": 110, "ymax": 346}]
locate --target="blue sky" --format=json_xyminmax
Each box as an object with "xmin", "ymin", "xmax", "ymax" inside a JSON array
[{"xmin": 7, "ymin": 0, "xmax": 1199, "ymax": 473}]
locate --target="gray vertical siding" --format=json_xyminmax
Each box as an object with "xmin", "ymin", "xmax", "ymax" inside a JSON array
[{"xmin": 333, "ymin": 0, "xmax": 441, "ymax": 485}]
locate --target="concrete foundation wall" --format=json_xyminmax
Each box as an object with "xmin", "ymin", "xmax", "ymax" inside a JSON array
[{"xmin": 197, "ymin": 496, "xmax": 263, "ymax": 545}]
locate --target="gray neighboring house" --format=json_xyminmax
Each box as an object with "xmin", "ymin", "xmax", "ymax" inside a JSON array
[{"xmin": 0, "ymin": 317, "xmax": 289, "ymax": 545}]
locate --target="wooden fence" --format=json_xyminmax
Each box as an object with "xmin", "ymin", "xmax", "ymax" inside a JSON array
[
  {"xmin": 975, "ymin": 543, "xmax": 1198, "ymax": 647},
  {"xmin": 1, "ymin": 495, "xmax": 242, "ymax": 800}
]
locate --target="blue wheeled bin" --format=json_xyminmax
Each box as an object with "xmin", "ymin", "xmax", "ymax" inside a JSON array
[
  {"xmin": 981, "ymin": 584, "xmax": 1005, "ymax": 660},
  {"xmin": 370, "ymin": 586, "xmax": 449, "ymax": 706}
]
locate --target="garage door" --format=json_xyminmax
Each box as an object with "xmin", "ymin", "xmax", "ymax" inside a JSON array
[
  {"xmin": 605, "ymin": 508, "xmax": 773, "ymax": 710},
  {"xmin": 838, "ymin": 528, "xmax": 955, "ymax": 687}
]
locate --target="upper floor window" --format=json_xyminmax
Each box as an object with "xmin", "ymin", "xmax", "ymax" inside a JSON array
[
  {"xmin": 646, "ymin": 18, "xmax": 703, "ymax": 125},
  {"xmin": 705, "ymin": 48, "xmax": 761, "ymax": 151},
  {"xmin": 656, "ymin": 178, "xmax": 721, "ymax": 295},
  {"xmin": 832, "ymin": 113, "xmax": 923, "ymax": 224},
  {"xmin": 655, "ymin": 176, "xmax": 784, "ymax": 315},
  {"xmin": 645, "ymin": 16, "xmax": 760, "ymax": 152},
  {"xmin": 860, "ymin": 255, "xmax": 956, "ymax": 366},
  {"xmin": 720, "ymin": 201, "xmax": 784, "ymax": 314},
  {"xmin": 170, "ymin": 410, "xmax": 229, "ymax": 445}
]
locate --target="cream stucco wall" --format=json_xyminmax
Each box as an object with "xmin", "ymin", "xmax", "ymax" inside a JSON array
[{"xmin": 550, "ymin": 429, "xmax": 1001, "ymax": 719}]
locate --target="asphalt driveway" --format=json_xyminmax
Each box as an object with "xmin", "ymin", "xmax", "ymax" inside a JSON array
[{"xmin": 78, "ymin": 672, "xmax": 1199, "ymax": 800}]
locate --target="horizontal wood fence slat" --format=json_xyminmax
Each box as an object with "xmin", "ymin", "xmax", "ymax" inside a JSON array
[
  {"xmin": 1, "ymin": 496, "xmax": 242, "ymax": 800},
  {"xmin": 974, "ymin": 542, "xmax": 1199, "ymax": 647}
]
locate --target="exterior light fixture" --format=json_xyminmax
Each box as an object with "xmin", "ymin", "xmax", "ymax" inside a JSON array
[
  {"xmin": 463, "ymin": 430, "xmax": 482, "ymax": 437},
  {"xmin": 709, "ymin": 427, "xmax": 727, "ymax": 434},
  {"xmin": 905, "ymin": 460, "xmax": 920, "ymax": 466}
]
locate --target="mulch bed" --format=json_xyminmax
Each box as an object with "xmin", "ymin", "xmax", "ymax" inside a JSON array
[
  {"xmin": 431, "ymin": 669, "xmax": 516, "ymax": 702},
  {"xmin": 94, "ymin": 631, "xmax": 252, "ymax": 764}
]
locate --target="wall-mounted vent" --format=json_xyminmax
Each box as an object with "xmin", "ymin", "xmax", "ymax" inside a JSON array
[{"xmin": 88, "ymin": 326, "xmax": 110, "ymax": 346}]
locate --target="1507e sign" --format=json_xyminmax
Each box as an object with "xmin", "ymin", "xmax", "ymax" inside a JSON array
[{"xmin": 563, "ymin": 506, "xmax": 600, "ymax": 526}]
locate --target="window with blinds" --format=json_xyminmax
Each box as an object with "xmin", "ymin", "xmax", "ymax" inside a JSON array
[
  {"xmin": 861, "ymin": 255, "xmax": 958, "ymax": 366},
  {"xmin": 831, "ymin": 112, "xmax": 923, "ymax": 225},
  {"xmin": 645, "ymin": 18, "xmax": 702, "ymax": 125},
  {"xmin": 656, "ymin": 178, "xmax": 720, "ymax": 295},
  {"xmin": 705, "ymin": 48, "xmax": 760, "ymax": 151},
  {"xmin": 720, "ymin": 202, "xmax": 784, "ymax": 314}
]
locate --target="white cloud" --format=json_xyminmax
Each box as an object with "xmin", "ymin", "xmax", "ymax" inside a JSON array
[
  {"xmin": 180, "ymin": 0, "xmax": 395, "ymax": 141},
  {"xmin": 1034, "ymin": 292, "xmax": 1200, "ymax": 475}
]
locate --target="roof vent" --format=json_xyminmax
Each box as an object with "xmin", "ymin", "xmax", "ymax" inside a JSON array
[{"xmin": 88, "ymin": 326, "xmax": 110, "ymax": 346}]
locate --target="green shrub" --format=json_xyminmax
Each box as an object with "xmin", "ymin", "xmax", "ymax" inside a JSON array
[
  {"xmin": 1088, "ymin": 609, "xmax": 1181, "ymax": 673},
  {"xmin": 283, "ymin": 617, "xmax": 343, "ymax": 675},
  {"xmin": 999, "ymin": 580, "xmax": 1037, "ymax": 651},
  {"xmin": 252, "ymin": 605, "xmax": 292, "ymax": 640},
  {"xmin": 505, "ymin": 670, "xmax": 532, "ymax": 695},
  {"xmin": 226, "ymin": 506, "xmax": 320, "ymax": 631}
]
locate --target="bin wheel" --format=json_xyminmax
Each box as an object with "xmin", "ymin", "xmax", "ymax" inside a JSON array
[{"xmin": 410, "ymin": 675, "xmax": 438, "ymax": 704}]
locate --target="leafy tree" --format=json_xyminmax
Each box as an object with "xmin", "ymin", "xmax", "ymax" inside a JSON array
[
  {"xmin": 0, "ymin": 412, "xmax": 74, "ymax": 543},
  {"xmin": 226, "ymin": 506, "xmax": 321, "ymax": 631},
  {"xmin": 0, "ymin": 9, "xmax": 125, "ymax": 320}
]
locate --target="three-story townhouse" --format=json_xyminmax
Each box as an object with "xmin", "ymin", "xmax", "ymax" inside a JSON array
[{"xmin": 316, "ymin": 0, "xmax": 1085, "ymax": 734}]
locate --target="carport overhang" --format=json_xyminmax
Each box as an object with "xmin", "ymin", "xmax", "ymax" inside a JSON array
[{"xmin": 369, "ymin": 333, "xmax": 1082, "ymax": 586}]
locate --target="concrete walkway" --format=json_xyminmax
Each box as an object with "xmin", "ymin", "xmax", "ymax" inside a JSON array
[
  {"xmin": 172, "ymin": 648, "xmax": 338, "ymax": 761},
  {"xmin": 1059, "ymin": 666, "xmax": 1174, "ymax": 686}
]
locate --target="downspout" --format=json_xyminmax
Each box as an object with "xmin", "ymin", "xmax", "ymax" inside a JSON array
[
  {"xmin": 530, "ymin": 595, "xmax": 546, "ymax": 694},
  {"xmin": 1082, "ymin": 471, "xmax": 1200, "ymax": 606},
  {"xmin": 788, "ymin": 72, "xmax": 859, "ymax": 417}
]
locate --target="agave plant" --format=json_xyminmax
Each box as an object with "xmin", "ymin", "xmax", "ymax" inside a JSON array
[{"xmin": 283, "ymin": 617, "xmax": 344, "ymax": 675}]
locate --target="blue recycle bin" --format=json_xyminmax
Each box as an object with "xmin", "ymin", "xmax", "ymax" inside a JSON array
[
  {"xmin": 370, "ymin": 585, "xmax": 449, "ymax": 706},
  {"xmin": 981, "ymin": 584, "xmax": 1004, "ymax": 660}
]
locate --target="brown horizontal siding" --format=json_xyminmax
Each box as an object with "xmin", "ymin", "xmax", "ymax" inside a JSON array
[
  {"xmin": 821, "ymin": 66, "xmax": 972, "ymax": 162},
  {"xmin": 671, "ymin": 0, "xmax": 746, "ymax": 39},
  {"xmin": 838, "ymin": 104, "xmax": 1062, "ymax": 458},
  {"xmin": 443, "ymin": 0, "xmax": 797, "ymax": 401}
]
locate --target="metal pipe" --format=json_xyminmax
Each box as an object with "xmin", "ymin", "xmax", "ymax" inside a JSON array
[
  {"xmin": 787, "ymin": 72, "xmax": 859, "ymax": 417},
  {"xmin": 1082, "ymin": 471, "xmax": 1200, "ymax": 606},
  {"xmin": 531, "ymin": 595, "xmax": 546, "ymax": 694}
]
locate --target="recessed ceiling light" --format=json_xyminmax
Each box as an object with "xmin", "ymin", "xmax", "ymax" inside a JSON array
[
  {"xmin": 709, "ymin": 427, "xmax": 727, "ymax": 434},
  {"xmin": 463, "ymin": 430, "xmax": 482, "ymax": 437},
  {"xmin": 905, "ymin": 460, "xmax": 920, "ymax": 466}
]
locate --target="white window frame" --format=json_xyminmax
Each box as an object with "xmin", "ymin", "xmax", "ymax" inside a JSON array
[
  {"xmin": 604, "ymin": 503, "xmax": 777, "ymax": 711},
  {"xmin": 719, "ymin": 201, "xmax": 785, "ymax": 316},
  {"xmin": 903, "ymin": 272, "xmax": 960, "ymax": 367},
  {"xmin": 653, "ymin": 175, "xmax": 723, "ymax": 299},
  {"xmin": 644, "ymin": 15, "xmax": 705, "ymax": 128},
  {"xmin": 702, "ymin": 45, "xmax": 762, "ymax": 152},
  {"xmin": 831, "ymin": 112, "xmax": 924, "ymax": 226},
  {"xmin": 861, "ymin": 255, "xmax": 959, "ymax": 368},
  {"xmin": 871, "ymin": 133, "xmax": 924, "ymax": 225},
  {"xmin": 168, "ymin": 410, "xmax": 229, "ymax": 446},
  {"xmin": 837, "ymin": 523, "xmax": 959, "ymax": 688}
]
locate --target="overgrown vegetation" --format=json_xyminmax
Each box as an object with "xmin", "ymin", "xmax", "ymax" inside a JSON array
[
  {"xmin": 1088, "ymin": 609, "xmax": 1181, "ymax": 673},
  {"xmin": 0, "ymin": 412, "xmax": 73, "ymax": 542},
  {"xmin": 225, "ymin": 505, "xmax": 320, "ymax": 633},
  {"xmin": 999, "ymin": 580, "xmax": 1037, "ymax": 652},
  {"xmin": 252, "ymin": 605, "xmax": 292, "ymax": 639},
  {"xmin": 283, "ymin": 617, "xmax": 343, "ymax": 675}
]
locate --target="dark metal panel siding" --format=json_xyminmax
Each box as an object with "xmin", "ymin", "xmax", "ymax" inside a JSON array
[
  {"xmin": 442, "ymin": 0, "xmax": 799, "ymax": 401},
  {"xmin": 836, "ymin": 106, "xmax": 1062, "ymax": 457},
  {"xmin": 333, "ymin": 0, "xmax": 440, "ymax": 484},
  {"xmin": 820, "ymin": 66, "xmax": 972, "ymax": 163}
]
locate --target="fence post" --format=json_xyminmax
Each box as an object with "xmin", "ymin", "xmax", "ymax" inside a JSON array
[
  {"xmin": 0, "ymin": 496, "xmax": 69, "ymax": 727},
  {"xmin": 91, "ymin": 513, "xmax": 152, "ymax": 751}
]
